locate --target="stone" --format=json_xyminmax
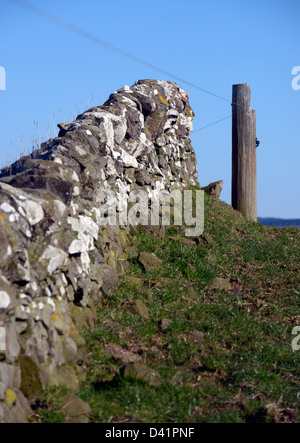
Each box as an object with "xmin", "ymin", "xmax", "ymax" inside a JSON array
[
  {"xmin": 106, "ymin": 344, "xmax": 139, "ymax": 365},
  {"xmin": 0, "ymin": 382, "xmax": 5, "ymax": 400},
  {"xmin": 15, "ymin": 389, "xmax": 31, "ymax": 417},
  {"xmin": 124, "ymin": 276, "xmax": 144, "ymax": 286},
  {"xmin": 121, "ymin": 363, "xmax": 161, "ymax": 387},
  {"xmin": 61, "ymin": 393, "xmax": 91, "ymax": 424},
  {"xmin": 0, "ymin": 291, "xmax": 10, "ymax": 310},
  {"xmin": 202, "ymin": 180, "xmax": 223, "ymax": 199},
  {"xmin": 98, "ymin": 264, "xmax": 120, "ymax": 296},
  {"xmin": 0, "ymin": 363, "xmax": 14, "ymax": 391},
  {"xmin": 200, "ymin": 233, "xmax": 214, "ymax": 245},
  {"xmin": 4, "ymin": 389, "xmax": 16, "ymax": 408},
  {"xmin": 104, "ymin": 321, "xmax": 133, "ymax": 335},
  {"xmin": 5, "ymin": 324, "xmax": 20, "ymax": 362},
  {"xmin": 189, "ymin": 330, "xmax": 205, "ymax": 344},
  {"xmin": 70, "ymin": 304, "xmax": 97, "ymax": 331},
  {"xmin": 19, "ymin": 355, "xmax": 43, "ymax": 399},
  {"xmin": 132, "ymin": 300, "xmax": 150, "ymax": 320},
  {"xmin": 158, "ymin": 318, "xmax": 172, "ymax": 332},
  {"xmin": 50, "ymin": 366, "xmax": 79, "ymax": 391},
  {"xmin": 211, "ymin": 277, "xmax": 232, "ymax": 292},
  {"xmin": 61, "ymin": 336, "xmax": 78, "ymax": 365},
  {"xmin": 139, "ymin": 252, "xmax": 162, "ymax": 272},
  {"xmin": 0, "ymin": 402, "xmax": 13, "ymax": 423},
  {"xmin": 40, "ymin": 246, "xmax": 68, "ymax": 275},
  {"xmin": 10, "ymin": 402, "xmax": 28, "ymax": 423},
  {"xmin": 168, "ymin": 236, "xmax": 196, "ymax": 247}
]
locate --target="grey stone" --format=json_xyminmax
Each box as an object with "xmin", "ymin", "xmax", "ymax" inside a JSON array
[
  {"xmin": 61, "ymin": 336, "xmax": 78, "ymax": 365},
  {"xmin": 61, "ymin": 393, "xmax": 91, "ymax": 424},
  {"xmin": 106, "ymin": 343, "xmax": 139, "ymax": 365},
  {"xmin": 98, "ymin": 264, "xmax": 120, "ymax": 296},
  {"xmin": 5, "ymin": 324, "xmax": 20, "ymax": 362},
  {"xmin": 121, "ymin": 362, "xmax": 161, "ymax": 387},
  {"xmin": 139, "ymin": 252, "xmax": 162, "ymax": 272},
  {"xmin": 189, "ymin": 330, "xmax": 205, "ymax": 343},
  {"xmin": 158, "ymin": 318, "xmax": 172, "ymax": 331},
  {"xmin": 202, "ymin": 180, "xmax": 223, "ymax": 199},
  {"xmin": 0, "ymin": 382, "xmax": 6, "ymax": 400},
  {"xmin": 132, "ymin": 300, "xmax": 150, "ymax": 320},
  {"xmin": 212, "ymin": 277, "xmax": 232, "ymax": 292}
]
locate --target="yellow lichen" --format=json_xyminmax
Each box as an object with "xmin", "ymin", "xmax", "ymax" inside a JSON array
[
  {"xmin": 5, "ymin": 389, "xmax": 16, "ymax": 407},
  {"xmin": 186, "ymin": 109, "xmax": 194, "ymax": 120},
  {"xmin": 0, "ymin": 214, "xmax": 4, "ymax": 221},
  {"xmin": 145, "ymin": 83, "xmax": 169, "ymax": 106}
]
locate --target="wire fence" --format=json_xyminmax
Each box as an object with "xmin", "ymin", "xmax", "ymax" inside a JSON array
[{"xmin": 9, "ymin": 0, "xmax": 248, "ymax": 134}]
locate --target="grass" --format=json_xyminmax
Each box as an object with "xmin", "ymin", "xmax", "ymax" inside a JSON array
[{"xmin": 35, "ymin": 193, "xmax": 300, "ymax": 423}]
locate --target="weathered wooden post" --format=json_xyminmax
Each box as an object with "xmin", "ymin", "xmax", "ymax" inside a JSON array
[{"xmin": 232, "ymin": 84, "xmax": 257, "ymax": 221}]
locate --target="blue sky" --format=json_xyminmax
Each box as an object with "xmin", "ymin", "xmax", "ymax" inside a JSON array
[{"xmin": 0, "ymin": 0, "xmax": 299, "ymax": 218}]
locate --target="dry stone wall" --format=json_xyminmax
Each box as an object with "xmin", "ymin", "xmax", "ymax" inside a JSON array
[{"xmin": 0, "ymin": 79, "xmax": 199, "ymax": 422}]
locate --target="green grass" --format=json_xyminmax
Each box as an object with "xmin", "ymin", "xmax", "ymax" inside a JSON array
[{"xmin": 36, "ymin": 193, "xmax": 300, "ymax": 423}]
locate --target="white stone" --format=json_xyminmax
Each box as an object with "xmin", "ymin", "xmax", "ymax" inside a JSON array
[
  {"xmin": 0, "ymin": 292, "xmax": 10, "ymax": 310},
  {"xmin": 61, "ymin": 273, "xmax": 68, "ymax": 286},
  {"xmin": 18, "ymin": 206, "xmax": 26, "ymax": 217},
  {"xmin": 68, "ymin": 233, "xmax": 94, "ymax": 254},
  {"xmin": 120, "ymin": 148, "xmax": 138, "ymax": 168},
  {"xmin": 19, "ymin": 200, "xmax": 44, "ymax": 225},
  {"xmin": 71, "ymin": 171, "xmax": 80, "ymax": 182},
  {"xmin": 0, "ymin": 327, "xmax": 6, "ymax": 351},
  {"xmin": 74, "ymin": 146, "xmax": 87, "ymax": 156},
  {"xmin": 123, "ymin": 85, "xmax": 132, "ymax": 93},
  {"xmin": 53, "ymin": 157, "xmax": 63, "ymax": 164},
  {"xmin": 0, "ymin": 202, "xmax": 15, "ymax": 213},
  {"xmin": 80, "ymin": 251, "xmax": 90, "ymax": 273},
  {"xmin": 17, "ymin": 264, "xmax": 31, "ymax": 282},
  {"xmin": 68, "ymin": 215, "xmax": 99, "ymax": 240},
  {"xmin": 73, "ymin": 186, "xmax": 80, "ymax": 196},
  {"xmin": 106, "ymin": 157, "xmax": 118, "ymax": 175},
  {"xmin": 54, "ymin": 200, "xmax": 66, "ymax": 218},
  {"xmin": 31, "ymin": 280, "xmax": 38, "ymax": 292},
  {"xmin": 40, "ymin": 246, "xmax": 68, "ymax": 274},
  {"xmin": 47, "ymin": 297, "xmax": 56, "ymax": 311}
]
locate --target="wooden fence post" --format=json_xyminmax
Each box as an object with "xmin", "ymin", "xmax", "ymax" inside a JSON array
[{"xmin": 232, "ymin": 84, "xmax": 257, "ymax": 222}]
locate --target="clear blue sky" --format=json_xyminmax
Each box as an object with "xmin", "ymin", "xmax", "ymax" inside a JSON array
[{"xmin": 1, "ymin": 0, "xmax": 299, "ymax": 218}]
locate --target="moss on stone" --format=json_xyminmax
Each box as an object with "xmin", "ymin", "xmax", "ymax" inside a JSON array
[{"xmin": 19, "ymin": 355, "xmax": 42, "ymax": 399}]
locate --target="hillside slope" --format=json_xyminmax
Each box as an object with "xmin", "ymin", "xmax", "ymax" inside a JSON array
[{"xmin": 36, "ymin": 194, "xmax": 300, "ymax": 423}]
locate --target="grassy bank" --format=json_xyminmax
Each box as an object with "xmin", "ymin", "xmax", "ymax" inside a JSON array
[{"xmin": 36, "ymin": 194, "xmax": 300, "ymax": 423}]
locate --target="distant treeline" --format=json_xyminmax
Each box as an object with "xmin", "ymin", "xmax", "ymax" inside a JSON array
[{"xmin": 258, "ymin": 218, "xmax": 300, "ymax": 228}]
